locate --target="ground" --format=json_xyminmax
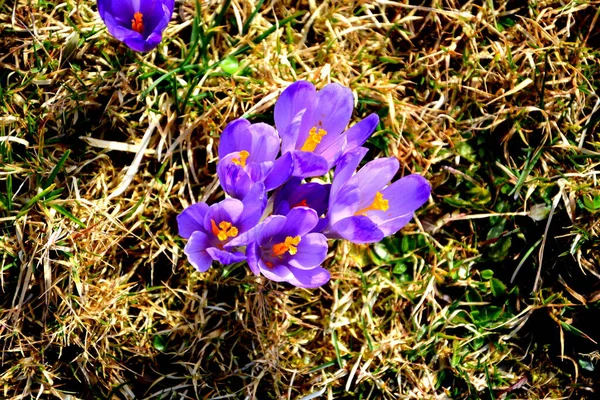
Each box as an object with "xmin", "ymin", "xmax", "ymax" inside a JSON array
[{"xmin": 1, "ymin": 0, "xmax": 600, "ymax": 399}]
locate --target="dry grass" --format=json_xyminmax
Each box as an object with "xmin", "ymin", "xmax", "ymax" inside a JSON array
[{"xmin": 1, "ymin": 0, "xmax": 600, "ymax": 398}]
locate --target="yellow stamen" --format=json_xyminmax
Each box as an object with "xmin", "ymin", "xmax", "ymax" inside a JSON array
[
  {"xmin": 210, "ymin": 220, "xmax": 239, "ymax": 241},
  {"xmin": 272, "ymin": 236, "xmax": 301, "ymax": 257},
  {"xmin": 131, "ymin": 12, "xmax": 144, "ymax": 34},
  {"xmin": 354, "ymin": 191, "xmax": 389, "ymax": 216},
  {"xmin": 232, "ymin": 150, "xmax": 250, "ymax": 168},
  {"xmin": 301, "ymin": 127, "xmax": 327, "ymax": 152}
]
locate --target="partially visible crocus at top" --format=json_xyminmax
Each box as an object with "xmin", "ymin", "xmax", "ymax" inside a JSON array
[
  {"xmin": 274, "ymin": 80, "xmax": 379, "ymax": 178},
  {"xmin": 228, "ymin": 207, "xmax": 330, "ymax": 288},
  {"xmin": 324, "ymin": 147, "xmax": 431, "ymax": 244},
  {"xmin": 218, "ymin": 118, "xmax": 293, "ymax": 200},
  {"xmin": 273, "ymin": 178, "xmax": 330, "ymax": 232},
  {"xmin": 97, "ymin": 0, "xmax": 175, "ymax": 52},
  {"xmin": 177, "ymin": 184, "xmax": 266, "ymax": 272}
]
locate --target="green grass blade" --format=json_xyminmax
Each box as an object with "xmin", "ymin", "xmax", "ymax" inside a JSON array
[
  {"xmin": 43, "ymin": 149, "xmax": 70, "ymax": 190},
  {"xmin": 46, "ymin": 202, "xmax": 85, "ymax": 228},
  {"xmin": 15, "ymin": 183, "xmax": 56, "ymax": 219},
  {"xmin": 242, "ymin": 0, "xmax": 265, "ymax": 35}
]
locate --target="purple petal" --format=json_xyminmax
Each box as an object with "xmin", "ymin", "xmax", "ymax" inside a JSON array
[
  {"xmin": 368, "ymin": 174, "xmax": 431, "ymax": 230},
  {"xmin": 122, "ymin": 30, "xmax": 162, "ymax": 52},
  {"xmin": 264, "ymin": 152, "xmax": 294, "ymax": 191},
  {"xmin": 205, "ymin": 247, "xmax": 246, "ymax": 265},
  {"xmin": 98, "ymin": 0, "xmax": 173, "ymax": 52},
  {"xmin": 280, "ymin": 207, "xmax": 319, "ymax": 238},
  {"xmin": 242, "ymin": 242, "xmax": 260, "ymax": 275},
  {"xmin": 217, "ymin": 154, "xmax": 253, "ymax": 199},
  {"xmin": 203, "ymin": 198, "xmax": 244, "ymax": 233},
  {"xmin": 279, "ymin": 111, "xmax": 305, "ymax": 154},
  {"xmin": 328, "ymin": 181, "xmax": 361, "ymax": 225},
  {"xmin": 274, "ymin": 81, "xmax": 316, "ymax": 136},
  {"xmin": 139, "ymin": 0, "xmax": 170, "ymax": 36},
  {"xmin": 177, "ymin": 202, "xmax": 209, "ymax": 239},
  {"xmin": 257, "ymin": 215, "xmax": 287, "ymax": 246},
  {"xmin": 330, "ymin": 147, "xmax": 368, "ymax": 200},
  {"xmin": 318, "ymin": 114, "xmax": 378, "ymax": 164},
  {"xmin": 345, "ymin": 113, "xmax": 379, "ymax": 150},
  {"xmin": 257, "ymin": 258, "xmax": 331, "ymax": 288},
  {"xmin": 315, "ymin": 134, "xmax": 346, "ymax": 167},
  {"xmin": 274, "ymin": 180, "xmax": 330, "ymax": 217},
  {"xmin": 299, "ymin": 83, "xmax": 353, "ymax": 151},
  {"xmin": 101, "ymin": 12, "xmax": 143, "ymax": 47},
  {"xmin": 259, "ymin": 263, "xmax": 291, "ymax": 283},
  {"xmin": 291, "ymin": 151, "xmax": 330, "ymax": 178},
  {"xmin": 377, "ymin": 213, "xmax": 416, "ymax": 237},
  {"xmin": 287, "ymin": 266, "xmax": 331, "ymax": 288},
  {"xmin": 350, "ymin": 157, "xmax": 399, "ymax": 210},
  {"xmin": 98, "ymin": 0, "xmax": 134, "ymax": 23},
  {"xmin": 184, "ymin": 231, "xmax": 213, "ymax": 272},
  {"xmin": 238, "ymin": 183, "xmax": 267, "ymax": 231},
  {"xmin": 327, "ymin": 216, "xmax": 384, "ymax": 244},
  {"xmin": 287, "ymin": 233, "xmax": 328, "ymax": 270},
  {"xmin": 246, "ymin": 161, "xmax": 272, "ymax": 183},
  {"xmin": 218, "ymin": 119, "xmax": 252, "ymax": 159},
  {"xmin": 248, "ymin": 123, "xmax": 280, "ymax": 163},
  {"xmin": 313, "ymin": 216, "xmax": 329, "ymax": 233},
  {"xmin": 272, "ymin": 178, "xmax": 301, "ymax": 215},
  {"xmin": 225, "ymin": 224, "xmax": 259, "ymax": 247},
  {"xmin": 380, "ymin": 174, "xmax": 431, "ymax": 215}
]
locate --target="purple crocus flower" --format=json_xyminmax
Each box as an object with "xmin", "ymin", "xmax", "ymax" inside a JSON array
[
  {"xmin": 229, "ymin": 207, "xmax": 330, "ymax": 288},
  {"xmin": 325, "ymin": 147, "xmax": 431, "ymax": 244},
  {"xmin": 274, "ymin": 80, "xmax": 379, "ymax": 178},
  {"xmin": 218, "ymin": 119, "xmax": 293, "ymax": 200},
  {"xmin": 273, "ymin": 178, "xmax": 330, "ymax": 232},
  {"xmin": 177, "ymin": 185, "xmax": 266, "ymax": 272},
  {"xmin": 97, "ymin": 0, "xmax": 175, "ymax": 52}
]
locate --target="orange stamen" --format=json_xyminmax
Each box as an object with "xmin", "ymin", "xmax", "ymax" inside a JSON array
[
  {"xmin": 291, "ymin": 199, "xmax": 309, "ymax": 208},
  {"xmin": 131, "ymin": 12, "xmax": 144, "ymax": 34},
  {"xmin": 354, "ymin": 191, "xmax": 389, "ymax": 216},
  {"xmin": 271, "ymin": 236, "xmax": 301, "ymax": 257},
  {"xmin": 210, "ymin": 219, "xmax": 238, "ymax": 241},
  {"xmin": 232, "ymin": 150, "xmax": 250, "ymax": 168},
  {"xmin": 301, "ymin": 127, "xmax": 327, "ymax": 152}
]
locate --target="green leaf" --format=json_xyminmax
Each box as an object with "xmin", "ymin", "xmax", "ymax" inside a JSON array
[
  {"xmin": 471, "ymin": 306, "xmax": 503, "ymax": 326},
  {"xmin": 582, "ymin": 195, "xmax": 600, "ymax": 212},
  {"xmin": 456, "ymin": 141, "xmax": 475, "ymax": 161},
  {"xmin": 220, "ymin": 56, "xmax": 239, "ymax": 75},
  {"xmin": 490, "ymin": 278, "xmax": 506, "ymax": 297},
  {"xmin": 451, "ymin": 340, "xmax": 461, "ymax": 367},
  {"xmin": 499, "ymin": 17, "xmax": 516, "ymax": 27},
  {"xmin": 480, "ymin": 269, "xmax": 494, "ymax": 280},
  {"xmin": 487, "ymin": 219, "xmax": 506, "ymax": 240},
  {"xmin": 578, "ymin": 359, "xmax": 595, "ymax": 372},
  {"xmin": 393, "ymin": 262, "xmax": 407, "ymax": 275},
  {"xmin": 529, "ymin": 203, "xmax": 551, "ymax": 220},
  {"xmin": 466, "ymin": 288, "xmax": 483, "ymax": 304},
  {"xmin": 468, "ymin": 185, "xmax": 491, "ymax": 205},
  {"xmin": 401, "ymin": 235, "xmax": 415, "ymax": 253},
  {"xmin": 488, "ymin": 237, "xmax": 512, "ymax": 260},
  {"xmin": 153, "ymin": 335, "xmax": 167, "ymax": 351}
]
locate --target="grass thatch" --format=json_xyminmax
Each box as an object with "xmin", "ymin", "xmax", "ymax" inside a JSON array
[{"xmin": 1, "ymin": 0, "xmax": 600, "ymax": 398}]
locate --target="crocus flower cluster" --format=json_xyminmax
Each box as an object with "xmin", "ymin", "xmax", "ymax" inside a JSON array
[
  {"xmin": 97, "ymin": 0, "xmax": 174, "ymax": 52},
  {"xmin": 178, "ymin": 81, "xmax": 431, "ymax": 288}
]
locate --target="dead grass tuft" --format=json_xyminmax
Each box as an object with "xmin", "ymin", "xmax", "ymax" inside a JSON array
[{"xmin": 1, "ymin": 0, "xmax": 600, "ymax": 398}]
